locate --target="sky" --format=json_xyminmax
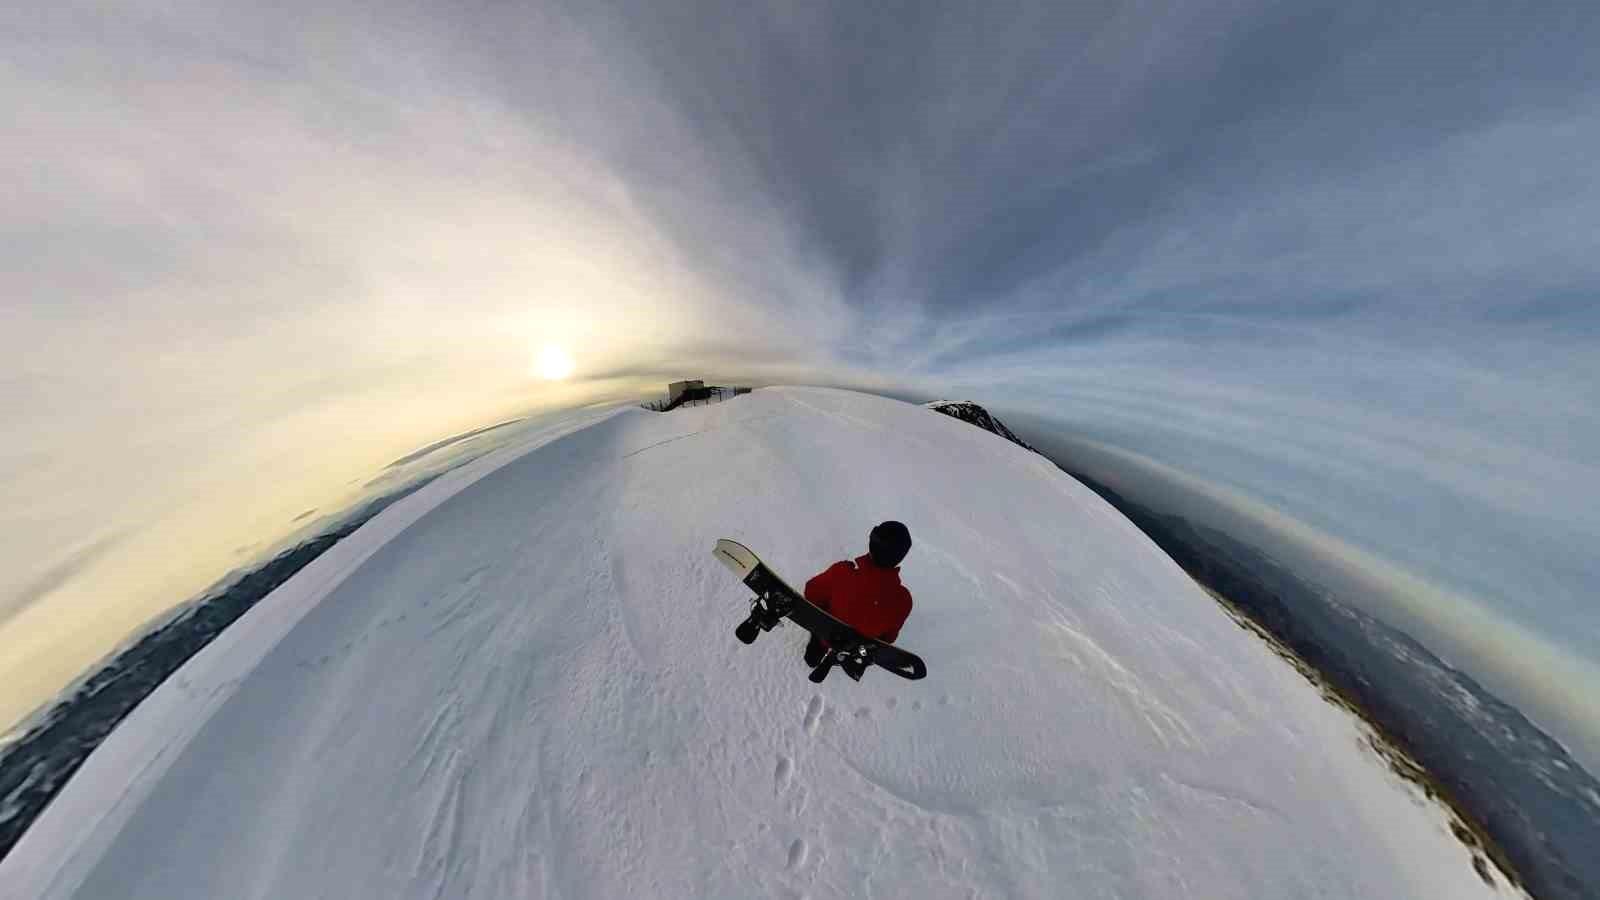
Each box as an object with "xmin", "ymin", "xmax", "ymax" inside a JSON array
[{"xmin": 3, "ymin": 0, "xmax": 1598, "ymax": 755}]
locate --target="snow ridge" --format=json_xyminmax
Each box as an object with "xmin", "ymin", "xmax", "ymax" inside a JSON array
[{"xmin": 1, "ymin": 388, "xmax": 1510, "ymax": 900}]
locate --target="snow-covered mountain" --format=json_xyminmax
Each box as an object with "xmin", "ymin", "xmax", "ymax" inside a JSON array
[
  {"xmin": 1, "ymin": 387, "xmax": 1513, "ymax": 899},
  {"xmin": 923, "ymin": 399, "xmax": 1040, "ymax": 454}
]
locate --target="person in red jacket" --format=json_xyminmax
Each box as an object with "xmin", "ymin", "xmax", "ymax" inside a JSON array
[{"xmin": 802, "ymin": 521, "xmax": 914, "ymax": 666}]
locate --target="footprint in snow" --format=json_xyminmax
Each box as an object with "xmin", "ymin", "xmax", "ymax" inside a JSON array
[
  {"xmin": 774, "ymin": 757, "xmax": 793, "ymax": 795},
  {"xmin": 786, "ymin": 838, "xmax": 809, "ymax": 870},
  {"xmin": 803, "ymin": 696, "xmax": 825, "ymax": 735}
]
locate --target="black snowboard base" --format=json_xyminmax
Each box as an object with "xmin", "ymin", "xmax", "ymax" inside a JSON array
[
  {"xmin": 734, "ymin": 593, "xmax": 874, "ymax": 682},
  {"xmin": 716, "ymin": 539, "xmax": 927, "ymax": 683}
]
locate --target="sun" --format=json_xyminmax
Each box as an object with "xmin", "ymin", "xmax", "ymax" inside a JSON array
[{"xmin": 535, "ymin": 344, "xmax": 575, "ymax": 381}]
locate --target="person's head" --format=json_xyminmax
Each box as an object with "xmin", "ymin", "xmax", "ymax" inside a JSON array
[{"xmin": 868, "ymin": 521, "xmax": 912, "ymax": 568}]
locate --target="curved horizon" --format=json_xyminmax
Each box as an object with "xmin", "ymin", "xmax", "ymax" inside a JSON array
[{"xmin": 3, "ymin": 0, "xmax": 1597, "ymax": 787}]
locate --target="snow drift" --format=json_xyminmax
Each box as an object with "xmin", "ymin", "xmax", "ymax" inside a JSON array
[{"xmin": 1, "ymin": 387, "xmax": 1506, "ymax": 899}]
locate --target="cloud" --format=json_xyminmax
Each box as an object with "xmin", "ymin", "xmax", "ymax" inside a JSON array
[
  {"xmin": 0, "ymin": 533, "xmax": 124, "ymax": 627},
  {"xmin": 1014, "ymin": 429, "xmax": 1600, "ymax": 774},
  {"xmin": 955, "ymin": 326, "xmax": 1600, "ymax": 660}
]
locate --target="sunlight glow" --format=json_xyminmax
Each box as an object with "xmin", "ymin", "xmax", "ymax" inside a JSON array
[{"xmin": 536, "ymin": 344, "xmax": 576, "ymax": 381}]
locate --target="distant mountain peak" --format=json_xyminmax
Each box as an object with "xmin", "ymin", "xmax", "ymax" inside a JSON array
[{"xmin": 923, "ymin": 400, "xmax": 1040, "ymax": 455}]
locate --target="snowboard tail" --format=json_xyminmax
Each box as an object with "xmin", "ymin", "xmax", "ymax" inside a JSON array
[{"xmin": 715, "ymin": 539, "xmax": 927, "ymax": 682}]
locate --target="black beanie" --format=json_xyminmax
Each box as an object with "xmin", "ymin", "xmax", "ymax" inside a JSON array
[{"xmin": 868, "ymin": 521, "xmax": 912, "ymax": 568}]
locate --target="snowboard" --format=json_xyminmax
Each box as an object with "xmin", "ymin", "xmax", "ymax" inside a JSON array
[{"xmin": 714, "ymin": 538, "xmax": 927, "ymax": 683}]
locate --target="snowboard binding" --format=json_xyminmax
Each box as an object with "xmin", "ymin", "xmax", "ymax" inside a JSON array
[
  {"xmin": 734, "ymin": 591, "xmax": 790, "ymax": 644},
  {"xmin": 808, "ymin": 642, "xmax": 871, "ymax": 683}
]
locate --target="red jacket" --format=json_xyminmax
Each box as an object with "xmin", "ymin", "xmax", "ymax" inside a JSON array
[{"xmin": 803, "ymin": 554, "xmax": 913, "ymax": 643}]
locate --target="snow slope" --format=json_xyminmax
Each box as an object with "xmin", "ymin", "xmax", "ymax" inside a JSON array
[{"xmin": 2, "ymin": 387, "xmax": 1509, "ymax": 899}]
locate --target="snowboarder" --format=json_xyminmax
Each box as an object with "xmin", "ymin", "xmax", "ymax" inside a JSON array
[{"xmin": 801, "ymin": 521, "xmax": 914, "ymax": 666}]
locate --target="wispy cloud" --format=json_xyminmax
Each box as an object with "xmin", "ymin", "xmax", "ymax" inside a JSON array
[
  {"xmin": 0, "ymin": 533, "xmax": 124, "ymax": 626},
  {"xmin": 1018, "ymin": 430, "xmax": 1600, "ymax": 772}
]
